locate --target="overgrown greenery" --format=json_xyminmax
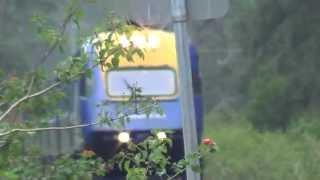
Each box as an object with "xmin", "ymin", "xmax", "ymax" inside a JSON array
[
  {"xmin": 193, "ymin": 0, "xmax": 320, "ymax": 131},
  {"xmin": 194, "ymin": 0, "xmax": 320, "ymax": 176},
  {"xmin": 203, "ymin": 110, "xmax": 320, "ymax": 180},
  {"xmin": 0, "ymin": 0, "xmax": 216, "ymax": 179},
  {"xmin": 192, "ymin": 1, "xmax": 320, "ymax": 179}
]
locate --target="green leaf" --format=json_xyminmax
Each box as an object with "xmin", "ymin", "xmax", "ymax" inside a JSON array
[
  {"xmin": 111, "ymin": 56, "xmax": 120, "ymax": 68},
  {"xmin": 136, "ymin": 49, "xmax": 144, "ymax": 59},
  {"xmin": 124, "ymin": 160, "xmax": 130, "ymax": 172}
]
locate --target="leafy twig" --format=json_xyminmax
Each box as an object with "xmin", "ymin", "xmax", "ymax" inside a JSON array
[
  {"xmin": 0, "ymin": 101, "xmax": 158, "ymax": 137},
  {"xmin": 0, "ymin": 82, "xmax": 61, "ymax": 122},
  {"xmin": 1, "ymin": 7, "xmax": 79, "ymax": 122},
  {"xmin": 167, "ymin": 168, "xmax": 186, "ymax": 180},
  {"xmin": 26, "ymin": 75, "xmax": 35, "ymax": 95},
  {"xmin": 39, "ymin": 11, "xmax": 74, "ymax": 65},
  {"xmin": 0, "ymin": 122, "xmax": 97, "ymax": 137},
  {"xmin": 0, "ymin": 61, "xmax": 98, "ymax": 122},
  {"xmin": 25, "ymin": 9, "xmax": 77, "ymax": 99}
]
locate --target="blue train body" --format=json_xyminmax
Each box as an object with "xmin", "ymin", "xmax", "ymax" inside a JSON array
[{"xmin": 79, "ymin": 31, "xmax": 203, "ymax": 158}]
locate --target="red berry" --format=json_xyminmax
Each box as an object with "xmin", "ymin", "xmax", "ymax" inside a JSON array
[{"xmin": 202, "ymin": 138, "xmax": 215, "ymax": 146}]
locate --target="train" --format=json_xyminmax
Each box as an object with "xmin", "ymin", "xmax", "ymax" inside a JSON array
[{"xmin": 79, "ymin": 28, "xmax": 203, "ymax": 160}]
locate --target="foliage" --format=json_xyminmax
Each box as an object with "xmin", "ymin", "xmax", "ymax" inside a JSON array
[
  {"xmin": 0, "ymin": 0, "xmax": 61, "ymax": 72},
  {"xmin": 109, "ymin": 131, "xmax": 216, "ymax": 180},
  {"xmin": 243, "ymin": 0, "xmax": 320, "ymax": 130},
  {"xmin": 0, "ymin": 0, "xmax": 216, "ymax": 179},
  {"xmin": 203, "ymin": 112, "xmax": 320, "ymax": 180},
  {"xmin": 0, "ymin": 144, "xmax": 105, "ymax": 180},
  {"xmin": 192, "ymin": 0, "xmax": 320, "ymax": 130},
  {"xmin": 247, "ymin": 74, "xmax": 293, "ymax": 130},
  {"xmin": 288, "ymin": 112, "xmax": 320, "ymax": 140}
]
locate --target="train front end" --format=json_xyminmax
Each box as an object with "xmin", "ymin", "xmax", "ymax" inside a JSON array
[{"xmin": 79, "ymin": 29, "xmax": 188, "ymax": 159}]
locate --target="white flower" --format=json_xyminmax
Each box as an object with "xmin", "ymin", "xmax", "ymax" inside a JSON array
[
  {"xmin": 130, "ymin": 34, "xmax": 146, "ymax": 48},
  {"xmin": 119, "ymin": 35, "xmax": 130, "ymax": 48}
]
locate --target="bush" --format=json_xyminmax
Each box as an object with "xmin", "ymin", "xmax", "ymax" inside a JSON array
[
  {"xmin": 247, "ymin": 75, "xmax": 294, "ymax": 130},
  {"xmin": 202, "ymin": 112, "xmax": 320, "ymax": 180},
  {"xmin": 289, "ymin": 112, "xmax": 320, "ymax": 140}
]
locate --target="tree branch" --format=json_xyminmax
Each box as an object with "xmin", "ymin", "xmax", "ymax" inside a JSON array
[
  {"xmin": 0, "ymin": 122, "xmax": 98, "ymax": 137},
  {"xmin": 167, "ymin": 168, "xmax": 186, "ymax": 180},
  {"xmin": 16, "ymin": 10, "xmax": 76, "ymax": 112},
  {"xmin": 27, "ymin": 75, "xmax": 35, "ymax": 95},
  {"xmin": 39, "ymin": 12, "xmax": 74, "ymax": 65},
  {"xmin": 0, "ymin": 81, "xmax": 61, "ymax": 122},
  {"xmin": 0, "ymin": 101, "xmax": 158, "ymax": 137},
  {"xmin": 0, "ymin": 21, "xmax": 137, "ymax": 122},
  {"xmin": 0, "ymin": 59, "xmax": 99, "ymax": 122}
]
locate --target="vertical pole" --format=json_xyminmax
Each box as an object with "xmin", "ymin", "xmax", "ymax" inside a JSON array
[
  {"xmin": 170, "ymin": 0, "xmax": 200, "ymax": 180},
  {"xmin": 70, "ymin": 23, "xmax": 78, "ymax": 150}
]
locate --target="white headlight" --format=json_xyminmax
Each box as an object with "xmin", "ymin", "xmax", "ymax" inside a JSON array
[
  {"xmin": 156, "ymin": 132, "xmax": 167, "ymax": 140},
  {"xmin": 118, "ymin": 132, "xmax": 130, "ymax": 143}
]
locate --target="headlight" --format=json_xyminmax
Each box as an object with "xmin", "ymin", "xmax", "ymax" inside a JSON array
[
  {"xmin": 156, "ymin": 131, "xmax": 167, "ymax": 140},
  {"xmin": 118, "ymin": 132, "xmax": 130, "ymax": 143}
]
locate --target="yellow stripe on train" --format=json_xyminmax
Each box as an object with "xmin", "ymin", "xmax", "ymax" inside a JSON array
[{"xmin": 94, "ymin": 29, "xmax": 178, "ymax": 70}]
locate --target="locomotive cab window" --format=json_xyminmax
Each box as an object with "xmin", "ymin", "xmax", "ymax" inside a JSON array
[{"xmin": 106, "ymin": 68, "xmax": 177, "ymax": 99}]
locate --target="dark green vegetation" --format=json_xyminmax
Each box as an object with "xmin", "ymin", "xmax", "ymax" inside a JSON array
[
  {"xmin": 0, "ymin": 0, "xmax": 62, "ymax": 72},
  {"xmin": 203, "ymin": 112, "xmax": 320, "ymax": 180},
  {"xmin": 0, "ymin": 0, "xmax": 113, "ymax": 73},
  {"xmin": 193, "ymin": 0, "xmax": 320, "ymax": 131},
  {"xmin": 193, "ymin": 0, "xmax": 320, "ymax": 130},
  {"xmin": 1, "ymin": 0, "xmax": 320, "ymax": 179},
  {"xmin": 194, "ymin": 1, "xmax": 320, "ymax": 179},
  {"xmin": 0, "ymin": 1, "xmax": 213, "ymax": 179}
]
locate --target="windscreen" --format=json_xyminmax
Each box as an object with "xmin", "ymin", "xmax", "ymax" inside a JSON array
[{"xmin": 106, "ymin": 68, "xmax": 177, "ymax": 97}]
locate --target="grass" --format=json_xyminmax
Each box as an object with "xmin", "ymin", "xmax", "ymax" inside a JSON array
[{"xmin": 202, "ymin": 111, "xmax": 320, "ymax": 180}]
